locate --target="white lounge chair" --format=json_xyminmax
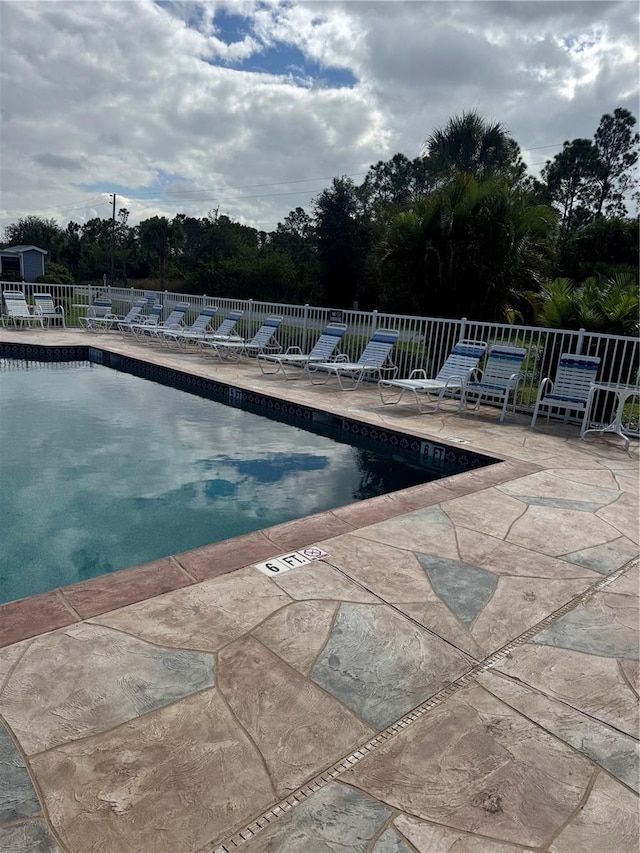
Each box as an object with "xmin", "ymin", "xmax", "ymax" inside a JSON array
[
  {"xmin": 161, "ymin": 306, "xmax": 219, "ymax": 347},
  {"xmin": 198, "ymin": 316, "xmax": 283, "ymax": 362},
  {"xmin": 79, "ymin": 298, "xmax": 117, "ymax": 331},
  {"xmin": 200, "ymin": 309, "xmax": 244, "ymax": 343},
  {"xmin": 84, "ymin": 297, "xmax": 146, "ymax": 333},
  {"xmin": 379, "ymin": 339, "xmax": 487, "ymax": 412},
  {"xmin": 531, "ymin": 353, "xmax": 601, "ymax": 434},
  {"xmin": 457, "ymin": 344, "xmax": 528, "ymax": 422},
  {"xmin": 257, "ymin": 322, "xmax": 348, "ymax": 379},
  {"xmin": 33, "ymin": 292, "xmax": 66, "ymax": 327},
  {"xmin": 119, "ymin": 303, "xmax": 163, "ymax": 336},
  {"xmin": 1, "ymin": 290, "xmax": 44, "ymax": 328},
  {"xmin": 308, "ymin": 328, "xmax": 400, "ymax": 390},
  {"xmin": 133, "ymin": 302, "xmax": 191, "ymax": 341}
]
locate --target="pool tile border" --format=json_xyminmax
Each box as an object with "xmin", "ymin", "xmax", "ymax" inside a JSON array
[{"xmin": 0, "ymin": 342, "xmax": 541, "ymax": 648}]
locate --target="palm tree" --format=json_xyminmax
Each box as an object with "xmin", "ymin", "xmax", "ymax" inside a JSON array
[
  {"xmin": 421, "ymin": 110, "xmax": 526, "ymax": 185},
  {"xmin": 379, "ymin": 174, "xmax": 556, "ymax": 321},
  {"xmin": 535, "ymin": 272, "xmax": 639, "ymax": 335}
]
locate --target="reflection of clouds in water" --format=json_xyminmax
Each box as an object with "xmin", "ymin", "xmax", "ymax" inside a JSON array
[{"xmin": 1, "ymin": 364, "xmax": 369, "ymax": 599}]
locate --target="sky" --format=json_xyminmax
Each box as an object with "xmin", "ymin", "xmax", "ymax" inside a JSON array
[{"xmin": 0, "ymin": 0, "xmax": 638, "ymax": 237}]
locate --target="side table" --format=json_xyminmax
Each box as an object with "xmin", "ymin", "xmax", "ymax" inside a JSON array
[{"xmin": 581, "ymin": 381, "xmax": 640, "ymax": 451}]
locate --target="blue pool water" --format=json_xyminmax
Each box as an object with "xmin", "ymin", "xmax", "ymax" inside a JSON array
[{"xmin": 0, "ymin": 359, "xmax": 464, "ymax": 604}]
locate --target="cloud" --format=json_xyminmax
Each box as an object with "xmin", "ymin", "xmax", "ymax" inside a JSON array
[{"xmin": 0, "ymin": 0, "xmax": 637, "ymax": 234}]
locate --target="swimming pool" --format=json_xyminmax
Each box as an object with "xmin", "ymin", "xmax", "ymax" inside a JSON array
[{"xmin": 0, "ymin": 356, "xmax": 493, "ymax": 604}]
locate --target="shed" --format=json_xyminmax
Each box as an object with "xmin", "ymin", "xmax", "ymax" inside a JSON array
[{"xmin": 0, "ymin": 245, "xmax": 48, "ymax": 281}]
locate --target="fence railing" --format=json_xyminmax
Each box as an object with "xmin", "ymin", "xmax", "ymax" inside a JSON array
[{"xmin": 2, "ymin": 281, "xmax": 639, "ymax": 425}]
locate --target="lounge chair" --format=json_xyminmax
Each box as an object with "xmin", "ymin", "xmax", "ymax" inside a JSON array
[
  {"xmin": 257, "ymin": 322, "xmax": 348, "ymax": 379},
  {"xmin": 33, "ymin": 293, "xmax": 66, "ymax": 327},
  {"xmin": 457, "ymin": 344, "xmax": 528, "ymax": 422},
  {"xmin": 79, "ymin": 298, "xmax": 117, "ymax": 331},
  {"xmin": 161, "ymin": 306, "xmax": 219, "ymax": 347},
  {"xmin": 119, "ymin": 303, "xmax": 163, "ymax": 336},
  {"xmin": 378, "ymin": 339, "xmax": 487, "ymax": 412},
  {"xmin": 530, "ymin": 353, "xmax": 601, "ymax": 434},
  {"xmin": 1, "ymin": 290, "xmax": 44, "ymax": 328},
  {"xmin": 133, "ymin": 302, "xmax": 191, "ymax": 341},
  {"xmin": 308, "ymin": 328, "xmax": 400, "ymax": 390},
  {"xmin": 84, "ymin": 297, "xmax": 146, "ymax": 333},
  {"xmin": 198, "ymin": 316, "xmax": 283, "ymax": 362},
  {"xmin": 199, "ymin": 309, "xmax": 244, "ymax": 343}
]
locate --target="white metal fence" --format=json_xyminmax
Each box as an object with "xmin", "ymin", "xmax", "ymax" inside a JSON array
[{"xmin": 2, "ymin": 281, "xmax": 639, "ymax": 422}]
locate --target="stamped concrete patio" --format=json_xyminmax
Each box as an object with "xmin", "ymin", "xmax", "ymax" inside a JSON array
[{"xmin": 0, "ymin": 328, "xmax": 638, "ymax": 853}]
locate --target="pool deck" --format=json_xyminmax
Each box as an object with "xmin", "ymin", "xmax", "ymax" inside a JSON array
[{"xmin": 1, "ymin": 327, "xmax": 638, "ymax": 853}]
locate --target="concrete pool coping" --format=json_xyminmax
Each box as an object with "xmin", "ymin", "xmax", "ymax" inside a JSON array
[{"xmin": 0, "ymin": 327, "xmax": 638, "ymax": 853}]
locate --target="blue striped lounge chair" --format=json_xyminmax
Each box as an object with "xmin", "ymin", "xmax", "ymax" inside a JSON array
[
  {"xmin": 133, "ymin": 302, "xmax": 191, "ymax": 341},
  {"xmin": 530, "ymin": 353, "xmax": 601, "ymax": 434},
  {"xmin": 33, "ymin": 293, "xmax": 66, "ymax": 327},
  {"xmin": 119, "ymin": 302, "xmax": 163, "ymax": 336},
  {"xmin": 79, "ymin": 298, "xmax": 116, "ymax": 331},
  {"xmin": 198, "ymin": 316, "xmax": 283, "ymax": 362},
  {"xmin": 161, "ymin": 306, "xmax": 219, "ymax": 347},
  {"xmin": 257, "ymin": 322, "xmax": 348, "ymax": 379},
  {"xmin": 309, "ymin": 328, "xmax": 400, "ymax": 390},
  {"xmin": 379, "ymin": 339, "xmax": 487, "ymax": 412},
  {"xmin": 457, "ymin": 344, "xmax": 528, "ymax": 422},
  {"xmin": 1, "ymin": 290, "xmax": 44, "ymax": 328}
]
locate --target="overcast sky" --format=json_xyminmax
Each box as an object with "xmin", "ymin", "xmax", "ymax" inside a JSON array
[{"xmin": 1, "ymin": 0, "xmax": 638, "ymax": 237}]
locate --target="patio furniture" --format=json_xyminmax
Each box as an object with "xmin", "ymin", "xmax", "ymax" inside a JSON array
[
  {"xmin": 1, "ymin": 290, "xmax": 44, "ymax": 329},
  {"xmin": 457, "ymin": 344, "xmax": 528, "ymax": 422},
  {"xmin": 531, "ymin": 353, "xmax": 601, "ymax": 434},
  {"xmin": 78, "ymin": 298, "xmax": 117, "ymax": 331},
  {"xmin": 33, "ymin": 293, "xmax": 66, "ymax": 328},
  {"xmin": 83, "ymin": 298, "xmax": 147, "ymax": 333},
  {"xmin": 201, "ymin": 309, "xmax": 244, "ymax": 342},
  {"xmin": 378, "ymin": 339, "xmax": 487, "ymax": 412},
  {"xmin": 257, "ymin": 322, "xmax": 348, "ymax": 379},
  {"xmin": 119, "ymin": 303, "xmax": 163, "ymax": 336},
  {"xmin": 133, "ymin": 302, "xmax": 191, "ymax": 341},
  {"xmin": 308, "ymin": 328, "xmax": 400, "ymax": 390},
  {"xmin": 198, "ymin": 316, "xmax": 283, "ymax": 362},
  {"xmin": 581, "ymin": 380, "xmax": 639, "ymax": 451},
  {"xmin": 161, "ymin": 306, "xmax": 219, "ymax": 347}
]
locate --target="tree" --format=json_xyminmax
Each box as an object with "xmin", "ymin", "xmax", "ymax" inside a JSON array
[
  {"xmin": 536, "ymin": 273, "xmax": 639, "ymax": 336},
  {"xmin": 379, "ymin": 174, "xmax": 557, "ymax": 320},
  {"xmin": 138, "ymin": 216, "xmax": 184, "ymax": 285},
  {"xmin": 313, "ymin": 177, "xmax": 376, "ymax": 308},
  {"xmin": 421, "ymin": 110, "xmax": 526, "ymax": 185},
  {"xmin": 592, "ymin": 108, "xmax": 639, "ymax": 217},
  {"xmin": 3, "ymin": 216, "xmax": 64, "ymax": 260},
  {"xmin": 360, "ymin": 154, "xmax": 434, "ymax": 217},
  {"xmin": 541, "ymin": 139, "xmax": 600, "ymax": 241}
]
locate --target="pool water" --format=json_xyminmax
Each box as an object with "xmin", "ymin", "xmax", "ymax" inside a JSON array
[{"xmin": 0, "ymin": 360, "xmax": 454, "ymax": 604}]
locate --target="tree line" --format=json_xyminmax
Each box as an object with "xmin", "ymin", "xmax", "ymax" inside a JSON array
[{"xmin": 3, "ymin": 108, "xmax": 638, "ymax": 333}]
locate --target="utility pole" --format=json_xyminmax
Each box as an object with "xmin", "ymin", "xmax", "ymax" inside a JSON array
[{"xmin": 110, "ymin": 193, "xmax": 116, "ymax": 286}]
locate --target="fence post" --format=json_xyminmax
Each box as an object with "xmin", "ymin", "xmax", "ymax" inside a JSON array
[
  {"xmin": 372, "ymin": 309, "xmax": 378, "ymax": 335},
  {"xmin": 459, "ymin": 316, "xmax": 467, "ymax": 342},
  {"xmin": 248, "ymin": 299, "xmax": 254, "ymax": 332},
  {"xmin": 576, "ymin": 328, "xmax": 585, "ymax": 355},
  {"xmin": 302, "ymin": 304, "xmax": 309, "ymax": 353}
]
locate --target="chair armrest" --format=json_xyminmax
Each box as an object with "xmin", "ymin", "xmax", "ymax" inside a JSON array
[
  {"xmin": 283, "ymin": 346, "xmax": 303, "ymax": 355},
  {"xmin": 408, "ymin": 369, "xmax": 427, "ymax": 379}
]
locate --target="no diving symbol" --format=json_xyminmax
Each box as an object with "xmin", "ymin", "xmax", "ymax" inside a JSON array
[{"xmin": 300, "ymin": 547, "xmax": 328, "ymax": 560}]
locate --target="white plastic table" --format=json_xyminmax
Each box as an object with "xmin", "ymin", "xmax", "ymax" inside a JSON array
[{"xmin": 582, "ymin": 381, "xmax": 640, "ymax": 451}]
